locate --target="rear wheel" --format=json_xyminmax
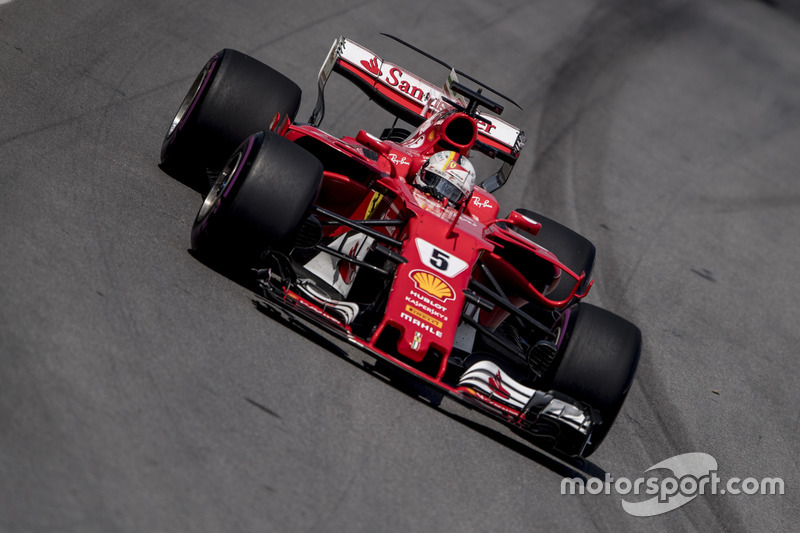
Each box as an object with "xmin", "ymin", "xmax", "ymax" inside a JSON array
[
  {"xmin": 191, "ymin": 131, "xmax": 323, "ymax": 265},
  {"xmin": 549, "ymin": 303, "xmax": 641, "ymax": 456},
  {"xmin": 161, "ymin": 49, "xmax": 302, "ymax": 187}
]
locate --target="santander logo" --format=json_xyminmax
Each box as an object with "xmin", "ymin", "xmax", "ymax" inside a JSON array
[
  {"xmin": 360, "ymin": 57, "xmax": 382, "ymax": 76},
  {"xmin": 358, "ymin": 56, "xmax": 429, "ymax": 105}
]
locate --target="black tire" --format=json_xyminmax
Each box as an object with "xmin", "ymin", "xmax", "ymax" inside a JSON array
[
  {"xmin": 160, "ymin": 49, "xmax": 302, "ymax": 183},
  {"xmin": 191, "ymin": 131, "xmax": 322, "ymax": 264},
  {"xmin": 512, "ymin": 209, "xmax": 595, "ymax": 304},
  {"xmin": 549, "ymin": 303, "xmax": 641, "ymax": 457}
]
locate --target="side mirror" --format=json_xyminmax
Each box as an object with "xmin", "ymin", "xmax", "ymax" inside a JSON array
[
  {"xmin": 355, "ymin": 130, "xmax": 391, "ymax": 155},
  {"xmin": 506, "ymin": 210, "xmax": 541, "ymax": 236}
]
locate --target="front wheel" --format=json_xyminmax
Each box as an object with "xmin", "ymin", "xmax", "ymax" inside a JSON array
[
  {"xmin": 191, "ymin": 131, "xmax": 322, "ymax": 265},
  {"xmin": 549, "ymin": 303, "xmax": 641, "ymax": 457}
]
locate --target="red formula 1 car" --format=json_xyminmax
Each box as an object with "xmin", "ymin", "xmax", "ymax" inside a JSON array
[{"xmin": 160, "ymin": 35, "xmax": 641, "ymax": 458}]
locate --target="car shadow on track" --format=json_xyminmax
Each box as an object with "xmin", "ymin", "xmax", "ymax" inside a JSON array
[
  {"xmin": 251, "ymin": 295, "xmax": 607, "ymax": 483},
  {"xmin": 177, "ymin": 194, "xmax": 606, "ymax": 483}
]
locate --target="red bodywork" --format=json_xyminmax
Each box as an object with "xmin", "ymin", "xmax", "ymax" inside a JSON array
[
  {"xmin": 260, "ymin": 36, "xmax": 593, "ymax": 431},
  {"xmin": 270, "ymin": 129, "xmax": 590, "ymax": 425}
]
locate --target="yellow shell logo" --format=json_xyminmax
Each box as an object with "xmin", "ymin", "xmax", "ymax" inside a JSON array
[{"xmin": 410, "ymin": 270, "xmax": 454, "ymax": 301}]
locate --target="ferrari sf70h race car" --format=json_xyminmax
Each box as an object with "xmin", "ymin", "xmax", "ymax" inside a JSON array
[{"xmin": 159, "ymin": 35, "xmax": 641, "ymax": 458}]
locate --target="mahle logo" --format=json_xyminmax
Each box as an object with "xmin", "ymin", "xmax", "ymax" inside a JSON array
[{"xmin": 562, "ymin": 452, "xmax": 784, "ymax": 517}]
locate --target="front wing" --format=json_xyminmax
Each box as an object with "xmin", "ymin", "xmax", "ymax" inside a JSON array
[{"xmin": 256, "ymin": 272, "xmax": 596, "ymax": 457}]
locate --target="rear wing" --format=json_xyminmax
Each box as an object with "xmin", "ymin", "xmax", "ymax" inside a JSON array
[{"xmin": 309, "ymin": 36, "xmax": 526, "ymax": 175}]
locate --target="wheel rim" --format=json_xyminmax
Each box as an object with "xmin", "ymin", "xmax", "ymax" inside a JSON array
[
  {"xmin": 165, "ymin": 65, "xmax": 209, "ymax": 141},
  {"xmin": 196, "ymin": 150, "xmax": 244, "ymax": 223}
]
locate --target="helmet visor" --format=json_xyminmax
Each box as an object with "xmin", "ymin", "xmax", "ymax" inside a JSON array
[{"xmin": 420, "ymin": 170, "xmax": 466, "ymax": 204}]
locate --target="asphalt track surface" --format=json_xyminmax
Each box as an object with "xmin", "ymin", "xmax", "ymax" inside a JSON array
[{"xmin": 2, "ymin": 0, "xmax": 799, "ymax": 531}]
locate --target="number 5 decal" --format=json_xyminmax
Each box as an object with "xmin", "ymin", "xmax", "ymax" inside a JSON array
[
  {"xmin": 415, "ymin": 238, "xmax": 468, "ymax": 278},
  {"xmin": 430, "ymin": 249, "xmax": 449, "ymax": 271}
]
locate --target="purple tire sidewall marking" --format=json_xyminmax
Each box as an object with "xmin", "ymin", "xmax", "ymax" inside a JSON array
[
  {"xmin": 197, "ymin": 134, "xmax": 257, "ymax": 234},
  {"xmin": 177, "ymin": 54, "xmax": 220, "ymax": 134},
  {"xmin": 221, "ymin": 134, "xmax": 256, "ymax": 200}
]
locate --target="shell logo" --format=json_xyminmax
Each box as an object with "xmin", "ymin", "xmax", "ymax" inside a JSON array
[{"xmin": 410, "ymin": 270, "xmax": 454, "ymax": 301}]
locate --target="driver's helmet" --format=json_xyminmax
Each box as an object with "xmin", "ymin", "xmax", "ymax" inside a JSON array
[{"xmin": 413, "ymin": 151, "xmax": 476, "ymax": 206}]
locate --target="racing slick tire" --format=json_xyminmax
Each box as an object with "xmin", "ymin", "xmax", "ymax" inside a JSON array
[
  {"xmin": 549, "ymin": 303, "xmax": 641, "ymax": 457},
  {"xmin": 160, "ymin": 48, "xmax": 302, "ymax": 187},
  {"xmin": 191, "ymin": 130, "xmax": 322, "ymax": 264},
  {"xmin": 512, "ymin": 209, "xmax": 595, "ymax": 304}
]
